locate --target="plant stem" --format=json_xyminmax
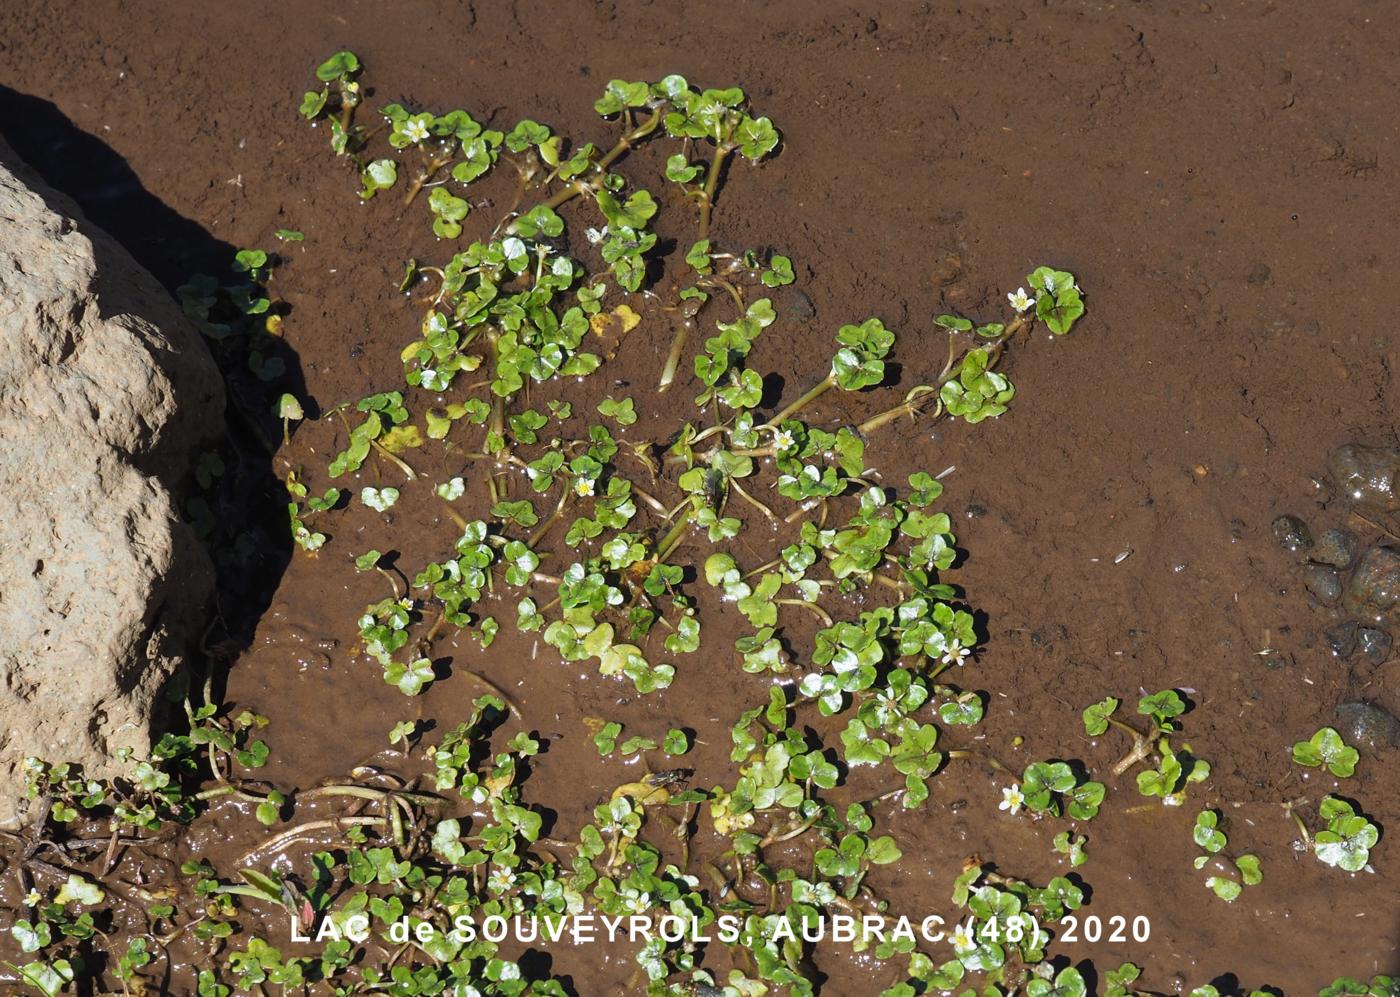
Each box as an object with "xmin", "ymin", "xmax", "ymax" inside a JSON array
[
  {"xmin": 697, "ymin": 145, "xmax": 730, "ymax": 241},
  {"xmin": 461, "ymin": 670, "xmax": 523, "ymax": 718},
  {"xmin": 856, "ymin": 316, "xmax": 1027, "ymax": 435},
  {"xmin": 656, "ymin": 506, "xmax": 694, "ymax": 561},
  {"xmin": 784, "ymin": 500, "xmax": 820, "ymax": 525},
  {"xmin": 729, "ymin": 478, "xmax": 777, "ymax": 523},
  {"xmin": 527, "ymin": 492, "xmax": 569, "ymax": 548},
  {"xmin": 371, "ymin": 439, "xmax": 418, "ymax": 481},
  {"xmin": 630, "ymin": 480, "xmax": 668, "ymax": 516},
  {"xmin": 759, "ymin": 812, "xmax": 821, "ymax": 848},
  {"xmin": 775, "ymin": 599, "xmax": 833, "ymax": 627},
  {"xmin": 1284, "ymin": 800, "xmax": 1312, "ymax": 849},
  {"xmin": 946, "ymin": 748, "xmax": 1016, "ymax": 778},
  {"xmin": 303, "ymin": 786, "xmax": 440, "ymax": 806},
  {"xmin": 403, "ymin": 149, "xmax": 456, "ymax": 206},
  {"xmin": 1109, "ymin": 719, "xmax": 1155, "ymax": 776},
  {"xmin": 516, "ymin": 178, "xmax": 593, "ymax": 226},
  {"xmin": 486, "ymin": 332, "xmax": 511, "ymax": 499},
  {"xmin": 657, "ymin": 321, "xmax": 693, "ymax": 392},
  {"xmin": 659, "ymin": 147, "xmax": 736, "ymax": 392},
  {"xmin": 764, "ymin": 374, "xmax": 835, "ymax": 429},
  {"xmin": 238, "ymin": 817, "xmax": 385, "ymax": 866},
  {"xmin": 437, "ymin": 498, "xmax": 469, "ymax": 534},
  {"xmin": 504, "ymin": 110, "xmax": 661, "ymax": 235},
  {"xmin": 599, "ymin": 108, "xmax": 662, "ymax": 171},
  {"xmin": 857, "ymin": 386, "xmax": 939, "ymax": 435}
]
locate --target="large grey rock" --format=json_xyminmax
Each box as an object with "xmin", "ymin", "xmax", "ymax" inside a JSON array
[{"xmin": 0, "ymin": 138, "xmax": 223, "ymax": 825}]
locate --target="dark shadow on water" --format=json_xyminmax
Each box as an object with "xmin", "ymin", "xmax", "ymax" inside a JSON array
[
  {"xmin": 0, "ymin": 85, "xmax": 299, "ymax": 714},
  {"xmin": 0, "ymin": 87, "xmax": 232, "ymax": 287}
]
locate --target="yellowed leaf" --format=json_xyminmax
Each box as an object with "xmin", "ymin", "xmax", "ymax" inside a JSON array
[
  {"xmin": 590, "ymin": 304, "xmax": 641, "ymax": 338},
  {"xmin": 379, "ymin": 425, "xmax": 424, "ymax": 453}
]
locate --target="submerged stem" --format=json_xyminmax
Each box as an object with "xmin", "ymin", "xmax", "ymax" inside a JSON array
[
  {"xmin": 504, "ymin": 109, "xmax": 661, "ymax": 234},
  {"xmin": 1109, "ymin": 719, "xmax": 1156, "ymax": 776},
  {"xmin": 371, "ymin": 439, "xmax": 418, "ymax": 481},
  {"xmin": 403, "ymin": 149, "xmax": 456, "ymax": 206},
  {"xmin": 764, "ymin": 374, "xmax": 836, "ymax": 429},
  {"xmin": 238, "ymin": 817, "xmax": 385, "ymax": 866},
  {"xmin": 775, "ymin": 599, "xmax": 833, "ymax": 627},
  {"xmin": 656, "ymin": 505, "xmax": 694, "ymax": 561},
  {"xmin": 697, "ymin": 145, "xmax": 730, "ymax": 241},
  {"xmin": 946, "ymin": 748, "xmax": 1016, "ymax": 778},
  {"xmin": 527, "ymin": 491, "xmax": 570, "ymax": 548},
  {"xmin": 657, "ymin": 321, "xmax": 692, "ymax": 392},
  {"xmin": 857, "ymin": 316, "xmax": 1027, "ymax": 435}
]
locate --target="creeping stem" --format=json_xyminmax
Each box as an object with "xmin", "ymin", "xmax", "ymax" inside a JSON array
[
  {"xmin": 659, "ymin": 144, "xmax": 734, "ymax": 392},
  {"xmin": 856, "ymin": 315, "xmax": 1027, "ymax": 435},
  {"xmin": 504, "ymin": 109, "xmax": 662, "ymax": 233},
  {"xmin": 763, "ymin": 372, "xmax": 837, "ymax": 429}
]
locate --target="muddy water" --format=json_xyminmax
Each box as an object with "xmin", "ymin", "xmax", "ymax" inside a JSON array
[{"xmin": 4, "ymin": 0, "xmax": 1400, "ymax": 992}]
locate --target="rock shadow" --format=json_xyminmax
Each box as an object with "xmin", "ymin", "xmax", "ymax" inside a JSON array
[{"xmin": 0, "ymin": 85, "xmax": 300, "ymax": 710}]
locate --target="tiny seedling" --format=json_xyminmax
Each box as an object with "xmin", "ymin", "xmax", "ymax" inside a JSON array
[
  {"xmin": 1192, "ymin": 809, "xmax": 1262, "ymax": 901},
  {"xmin": 1292, "ymin": 726, "xmax": 1360, "ymax": 778}
]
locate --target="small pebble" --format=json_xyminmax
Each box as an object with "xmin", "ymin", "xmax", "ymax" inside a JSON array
[
  {"xmin": 1325, "ymin": 621, "xmax": 1358, "ymax": 661},
  {"xmin": 1335, "ymin": 700, "xmax": 1400, "ymax": 753},
  {"xmin": 1311, "ymin": 528, "xmax": 1359, "ymax": 569},
  {"xmin": 964, "ymin": 502, "xmax": 985, "ymax": 519},
  {"xmin": 1329, "ymin": 443, "xmax": 1400, "ymax": 515},
  {"xmin": 1302, "ymin": 564, "xmax": 1342, "ymax": 603},
  {"xmin": 784, "ymin": 289, "xmax": 816, "ymax": 324},
  {"xmin": 930, "ymin": 252, "xmax": 962, "ymax": 287},
  {"xmin": 1358, "ymin": 627, "xmax": 1393, "ymax": 666},
  {"xmin": 1271, "ymin": 514, "xmax": 1313, "ymax": 552}
]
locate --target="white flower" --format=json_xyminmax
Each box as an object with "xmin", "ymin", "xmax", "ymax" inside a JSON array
[
  {"xmin": 951, "ymin": 921, "xmax": 977, "ymax": 953},
  {"xmin": 362, "ymin": 486, "xmax": 400, "ymax": 512},
  {"xmin": 941, "ymin": 640, "xmax": 971, "ymax": 666},
  {"xmin": 22, "ymin": 890, "xmax": 41, "ymax": 907},
  {"xmin": 585, "ymin": 226, "xmax": 607, "ymax": 244},
  {"xmin": 999, "ymin": 784, "xmax": 1025, "ymax": 816},
  {"xmin": 436, "ymin": 477, "xmax": 465, "ymax": 502},
  {"xmin": 486, "ymin": 866, "xmax": 517, "ymax": 893},
  {"xmin": 403, "ymin": 117, "xmax": 431, "ymax": 144},
  {"xmin": 501, "ymin": 236, "xmax": 527, "ymax": 260},
  {"xmin": 1007, "ymin": 287, "xmax": 1034, "ymax": 313},
  {"xmin": 771, "ymin": 428, "xmax": 795, "ymax": 451},
  {"xmin": 574, "ymin": 476, "xmax": 596, "ymax": 498}
]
